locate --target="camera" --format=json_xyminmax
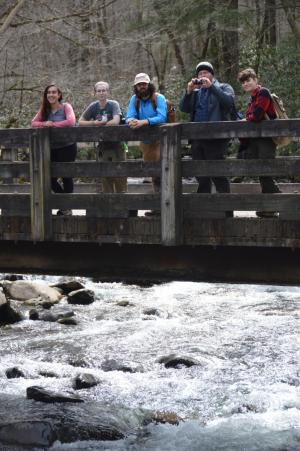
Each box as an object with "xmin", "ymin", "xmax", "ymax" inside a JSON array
[{"xmin": 193, "ymin": 79, "xmax": 203, "ymax": 85}]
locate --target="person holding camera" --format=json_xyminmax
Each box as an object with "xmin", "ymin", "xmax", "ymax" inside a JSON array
[{"xmin": 179, "ymin": 62, "xmax": 235, "ymax": 201}]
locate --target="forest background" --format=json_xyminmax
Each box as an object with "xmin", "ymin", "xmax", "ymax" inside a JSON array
[{"xmin": 0, "ymin": 0, "xmax": 299, "ymax": 156}]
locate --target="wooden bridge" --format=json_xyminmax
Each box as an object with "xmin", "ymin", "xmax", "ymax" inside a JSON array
[{"xmin": 1, "ymin": 120, "xmax": 300, "ymax": 284}]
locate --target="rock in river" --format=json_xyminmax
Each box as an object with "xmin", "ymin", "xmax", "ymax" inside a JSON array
[
  {"xmin": 67, "ymin": 288, "xmax": 95, "ymax": 305},
  {"xmin": 3, "ymin": 280, "xmax": 62, "ymax": 303},
  {"xmin": 26, "ymin": 386, "xmax": 84, "ymax": 403},
  {"xmin": 73, "ymin": 373, "xmax": 98, "ymax": 390},
  {"xmin": 0, "ymin": 289, "xmax": 22, "ymax": 325},
  {"xmin": 157, "ymin": 354, "xmax": 199, "ymax": 368},
  {"xmin": 51, "ymin": 279, "xmax": 85, "ymax": 295}
]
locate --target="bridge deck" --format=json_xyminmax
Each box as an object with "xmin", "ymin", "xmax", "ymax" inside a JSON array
[{"xmin": 0, "ymin": 121, "xmax": 300, "ymax": 250}]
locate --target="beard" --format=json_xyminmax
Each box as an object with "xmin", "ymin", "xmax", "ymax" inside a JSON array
[{"xmin": 136, "ymin": 87, "xmax": 151, "ymax": 99}]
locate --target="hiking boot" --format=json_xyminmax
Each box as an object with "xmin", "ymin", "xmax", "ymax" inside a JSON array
[
  {"xmin": 57, "ymin": 209, "xmax": 72, "ymax": 216},
  {"xmin": 256, "ymin": 211, "xmax": 278, "ymax": 218},
  {"xmin": 144, "ymin": 210, "xmax": 160, "ymax": 217}
]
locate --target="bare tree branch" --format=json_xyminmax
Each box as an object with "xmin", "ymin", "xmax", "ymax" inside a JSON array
[{"xmin": 0, "ymin": 0, "xmax": 26, "ymax": 34}]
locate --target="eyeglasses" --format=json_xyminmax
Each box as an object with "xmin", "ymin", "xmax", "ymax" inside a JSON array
[{"xmin": 96, "ymin": 89, "xmax": 107, "ymax": 93}]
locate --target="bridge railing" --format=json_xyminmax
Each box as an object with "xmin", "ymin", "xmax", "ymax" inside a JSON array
[{"xmin": 0, "ymin": 120, "xmax": 300, "ymax": 245}]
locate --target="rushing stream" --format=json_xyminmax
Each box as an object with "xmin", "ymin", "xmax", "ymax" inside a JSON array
[{"xmin": 0, "ymin": 276, "xmax": 300, "ymax": 450}]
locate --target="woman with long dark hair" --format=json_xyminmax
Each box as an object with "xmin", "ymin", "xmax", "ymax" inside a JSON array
[{"xmin": 31, "ymin": 84, "xmax": 76, "ymax": 216}]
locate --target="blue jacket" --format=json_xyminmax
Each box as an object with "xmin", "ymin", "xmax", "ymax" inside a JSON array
[
  {"xmin": 179, "ymin": 79, "xmax": 235, "ymax": 122},
  {"xmin": 126, "ymin": 94, "xmax": 167, "ymax": 125}
]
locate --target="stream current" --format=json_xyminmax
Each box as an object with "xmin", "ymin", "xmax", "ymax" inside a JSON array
[{"xmin": 0, "ymin": 276, "xmax": 300, "ymax": 450}]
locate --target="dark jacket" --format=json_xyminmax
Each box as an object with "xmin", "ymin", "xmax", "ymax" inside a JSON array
[{"xmin": 179, "ymin": 79, "xmax": 235, "ymax": 122}]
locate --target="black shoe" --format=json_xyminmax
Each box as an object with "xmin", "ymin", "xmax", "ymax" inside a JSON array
[
  {"xmin": 225, "ymin": 211, "xmax": 234, "ymax": 218},
  {"xmin": 129, "ymin": 210, "xmax": 138, "ymax": 217},
  {"xmin": 256, "ymin": 211, "xmax": 278, "ymax": 218},
  {"xmin": 144, "ymin": 210, "xmax": 160, "ymax": 217},
  {"xmin": 57, "ymin": 209, "xmax": 72, "ymax": 216}
]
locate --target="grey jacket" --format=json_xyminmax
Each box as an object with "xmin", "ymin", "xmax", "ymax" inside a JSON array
[{"xmin": 179, "ymin": 79, "xmax": 235, "ymax": 122}]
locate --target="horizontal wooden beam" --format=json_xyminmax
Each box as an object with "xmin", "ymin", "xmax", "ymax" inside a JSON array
[
  {"xmin": 182, "ymin": 157, "xmax": 300, "ymax": 177},
  {"xmin": 0, "ymin": 162, "xmax": 29, "ymax": 178},
  {"xmin": 180, "ymin": 119, "xmax": 300, "ymax": 140},
  {"xmin": 0, "ymin": 121, "xmax": 299, "ymax": 149},
  {"xmin": 0, "ymin": 193, "xmax": 30, "ymax": 209},
  {"xmin": 51, "ymin": 193, "xmax": 160, "ymax": 210},
  {"xmin": 3, "ymin": 157, "xmax": 300, "ymax": 180},
  {"xmin": 0, "ymin": 128, "xmax": 31, "ymax": 147},
  {"xmin": 50, "ymin": 124, "xmax": 162, "ymax": 143},
  {"xmin": 51, "ymin": 160, "xmax": 160, "ymax": 177},
  {"xmin": 183, "ymin": 193, "xmax": 300, "ymax": 212}
]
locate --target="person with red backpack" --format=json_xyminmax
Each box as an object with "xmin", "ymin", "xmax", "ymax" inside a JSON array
[
  {"xmin": 126, "ymin": 73, "xmax": 167, "ymax": 216},
  {"xmin": 238, "ymin": 68, "xmax": 281, "ymax": 218}
]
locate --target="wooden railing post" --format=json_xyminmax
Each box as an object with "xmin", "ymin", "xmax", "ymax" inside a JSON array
[
  {"xmin": 29, "ymin": 128, "xmax": 52, "ymax": 241},
  {"xmin": 160, "ymin": 124, "xmax": 183, "ymax": 246}
]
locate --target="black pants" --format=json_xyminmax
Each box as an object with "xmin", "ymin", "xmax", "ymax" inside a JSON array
[
  {"xmin": 191, "ymin": 139, "xmax": 230, "ymax": 193},
  {"xmin": 51, "ymin": 143, "xmax": 77, "ymax": 193},
  {"xmin": 240, "ymin": 138, "xmax": 280, "ymax": 193}
]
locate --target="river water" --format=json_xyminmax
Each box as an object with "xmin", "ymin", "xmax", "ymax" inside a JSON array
[{"xmin": 0, "ymin": 276, "xmax": 300, "ymax": 450}]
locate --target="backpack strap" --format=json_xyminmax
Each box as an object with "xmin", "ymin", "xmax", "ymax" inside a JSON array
[
  {"xmin": 135, "ymin": 93, "xmax": 158, "ymax": 118},
  {"xmin": 104, "ymin": 100, "xmax": 114, "ymax": 118}
]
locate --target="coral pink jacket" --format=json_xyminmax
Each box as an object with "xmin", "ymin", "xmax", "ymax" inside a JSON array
[{"xmin": 31, "ymin": 103, "xmax": 76, "ymax": 128}]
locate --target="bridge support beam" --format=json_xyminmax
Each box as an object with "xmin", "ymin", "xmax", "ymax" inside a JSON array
[
  {"xmin": 1, "ymin": 241, "xmax": 300, "ymax": 285},
  {"xmin": 160, "ymin": 124, "xmax": 183, "ymax": 246},
  {"xmin": 30, "ymin": 128, "xmax": 52, "ymax": 241}
]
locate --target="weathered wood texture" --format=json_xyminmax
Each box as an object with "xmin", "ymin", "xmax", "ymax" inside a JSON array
[
  {"xmin": 0, "ymin": 182, "xmax": 300, "ymax": 195},
  {"xmin": 29, "ymin": 129, "xmax": 52, "ymax": 240},
  {"xmin": 160, "ymin": 125, "xmax": 183, "ymax": 245},
  {"xmin": 1, "ymin": 217, "xmax": 300, "ymax": 249},
  {"xmin": 0, "ymin": 122, "xmax": 300, "ymax": 249}
]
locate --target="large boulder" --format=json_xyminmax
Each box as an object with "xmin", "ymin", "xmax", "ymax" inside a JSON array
[
  {"xmin": 51, "ymin": 280, "xmax": 85, "ymax": 295},
  {"xmin": 0, "ymin": 421, "xmax": 56, "ymax": 447},
  {"xmin": 0, "ymin": 289, "xmax": 23, "ymax": 325},
  {"xmin": 67, "ymin": 289, "xmax": 94, "ymax": 305},
  {"xmin": 3, "ymin": 281, "xmax": 62, "ymax": 303}
]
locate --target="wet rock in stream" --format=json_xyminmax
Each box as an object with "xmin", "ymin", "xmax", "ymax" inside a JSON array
[
  {"xmin": 73, "ymin": 373, "xmax": 99, "ymax": 390},
  {"xmin": 158, "ymin": 354, "xmax": 200, "ymax": 369},
  {"xmin": 6, "ymin": 367, "xmax": 25, "ymax": 379},
  {"xmin": 51, "ymin": 279, "xmax": 85, "ymax": 295},
  {"xmin": 3, "ymin": 280, "xmax": 62, "ymax": 303},
  {"xmin": 0, "ymin": 290, "xmax": 23, "ymax": 326},
  {"xmin": 67, "ymin": 288, "xmax": 95, "ymax": 305},
  {"xmin": 0, "ymin": 396, "xmax": 146, "ymax": 446},
  {"xmin": 27, "ymin": 386, "xmax": 84, "ymax": 403},
  {"xmin": 0, "ymin": 420, "xmax": 56, "ymax": 447},
  {"xmin": 101, "ymin": 358, "xmax": 144, "ymax": 373}
]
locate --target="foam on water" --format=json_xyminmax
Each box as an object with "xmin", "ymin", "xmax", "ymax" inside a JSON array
[{"xmin": 0, "ymin": 276, "xmax": 299, "ymax": 449}]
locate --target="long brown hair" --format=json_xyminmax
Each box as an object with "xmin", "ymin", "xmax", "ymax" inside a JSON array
[{"xmin": 40, "ymin": 84, "xmax": 63, "ymax": 121}]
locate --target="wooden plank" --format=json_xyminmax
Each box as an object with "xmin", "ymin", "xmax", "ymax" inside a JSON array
[
  {"xmin": 180, "ymin": 119, "xmax": 300, "ymax": 140},
  {"xmin": 30, "ymin": 129, "xmax": 52, "ymax": 241},
  {"xmin": 183, "ymin": 193, "xmax": 300, "ymax": 217},
  {"xmin": 160, "ymin": 124, "xmax": 183, "ymax": 246},
  {"xmin": 0, "ymin": 182, "xmax": 300, "ymax": 195},
  {"xmin": 51, "ymin": 160, "xmax": 160, "ymax": 177},
  {"xmin": 183, "ymin": 217, "xmax": 300, "ymax": 248},
  {"xmin": 0, "ymin": 128, "xmax": 31, "ymax": 147},
  {"xmin": 51, "ymin": 193, "xmax": 160, "ymax": 212},
  {"xmin": 50, "ymin": 125, "xmax": 162, "ymax": 144},
  {"xmin": 182, "ymin": 157, "xmax": 300, "ymax": 177},
  {"xmin": 0, "ymin": 162, "xmax": 30, "ymax": 178},
  {"xmin": 0, "ymin": 193, "xmax": 30, "ymax": 213}
]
